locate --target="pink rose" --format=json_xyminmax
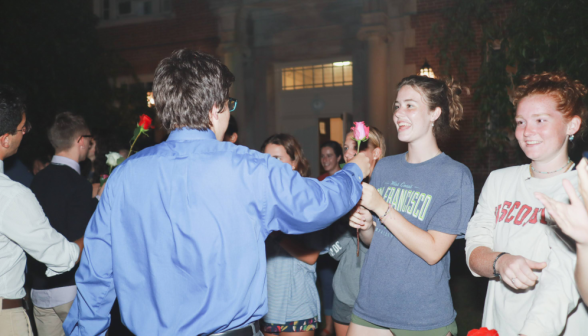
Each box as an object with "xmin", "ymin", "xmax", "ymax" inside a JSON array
[{"xmin": 351, "ymin": 121, "xmax": 369, "ymax": 141}]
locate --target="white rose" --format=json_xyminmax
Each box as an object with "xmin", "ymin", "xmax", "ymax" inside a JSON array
[{"xmin": 105, "ymin": 152, "xmax": 123, "ymax": 167}]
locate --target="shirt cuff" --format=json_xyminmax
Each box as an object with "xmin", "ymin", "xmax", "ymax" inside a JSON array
[
  {"xmin": 342, "ymin": 163, "xmax": 364, "ymax": 182},
  {"xmin": 45, "ymin": 242, "xmax": 80, "ymax": 277}
]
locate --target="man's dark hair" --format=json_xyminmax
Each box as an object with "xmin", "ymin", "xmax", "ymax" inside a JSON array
[
  {"xmin": 153, "ymin": 49, "xmax": 235, "ymax": 131},
  {"xmin": 48, "ymin": 112, "xmax": 89, "ymax": 152},
  {"xmin": 0, "ymin": 85, "xmax": 26, "ymax": 136}
]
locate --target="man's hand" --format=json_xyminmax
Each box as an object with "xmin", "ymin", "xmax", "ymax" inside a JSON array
[
  {"xmin": 73, "ymin": 237, "xmax": 84, "ymax": 264},
  {"xmin": 96, "ymin": 182, "xmax": 106, "ymax": 198},
  {"xmin": 348, "ymin": 152, "xmax": 371, "ymax": 180},
  {"xmin": 349, "ymin": 205, "xmax": 374, "ymax": 231},
  {"xmin": 496, "ymin": 253, "xmax": 546, "ymax": 290}
]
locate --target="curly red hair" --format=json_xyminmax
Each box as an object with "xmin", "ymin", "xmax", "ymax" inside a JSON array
[{"xmin": 512, "ymin": 71, "xmax": 588, "ymax": 134}]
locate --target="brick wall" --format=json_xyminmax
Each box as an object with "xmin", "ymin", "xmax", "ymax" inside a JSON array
[
  {"xmin": 408, "ymin": 0, "xmax": 512, "ymax": 195},
  {"xmin": 96, "ymin": 0, "xmax": 219, "ymax": 76}
]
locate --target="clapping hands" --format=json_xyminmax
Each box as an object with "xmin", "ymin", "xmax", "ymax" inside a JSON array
[{"xmin": 535, "ymin": 158, "xmax": 588, "ymax": 246}]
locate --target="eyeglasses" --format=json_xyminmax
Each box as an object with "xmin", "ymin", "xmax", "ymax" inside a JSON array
[
  {"xmin": 228, "ymin": 97, "xmax": 237, "ymax": 112},
  {"xmin": 77, "ymin": 134, "xmax": 93, "ymax": 144},
  {"xmin": 16, "ymin": 121, "xmax": 31, "ymax": 135}
]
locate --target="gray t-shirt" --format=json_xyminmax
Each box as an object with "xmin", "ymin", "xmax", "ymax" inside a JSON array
[
  {"xmin": 353, "ymin": 153, "xmax": 474, "ymax": 330},
  {"xmin": 328, "ymin": 227, "xmax": 368, "ymax": 307}
]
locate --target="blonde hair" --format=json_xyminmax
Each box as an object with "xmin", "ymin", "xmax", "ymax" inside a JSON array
[{"xmin": 347, "ymin": 126, "xmax": 386, "ymax": 159}]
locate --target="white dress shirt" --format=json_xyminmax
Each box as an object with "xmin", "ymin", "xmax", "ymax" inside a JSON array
[
  {"xmin": 0, "ymin": 160, "xmax": 80, "ymax": 300},
  {"xmin": 31, "ymin": 156, "xmax": 82, "ymax": 308}
]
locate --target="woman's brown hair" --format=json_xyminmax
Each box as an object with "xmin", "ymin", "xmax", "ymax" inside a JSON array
[
  {"xmin": 261, "ymin": 134, "xmax": 311, "ymax": 177},
  {"xmin": 397, "ymin": 75, "xmax": 464, "ymax": 139},
  {"xmin": 512, "ymin": 71, "xmax": 588, "ymax": 136}
]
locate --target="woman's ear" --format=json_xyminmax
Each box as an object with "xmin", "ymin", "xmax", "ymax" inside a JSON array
[
  {"xmin": 568, "ymin": 115, "xmax": 582, "ymax": 136},
  {"xmin": 431, "ymin": 106, "xmax": 442, "ymax": 122},
  {"xmin": 373, "ymin": 147, "xmax": 382, "ymax": 161}
]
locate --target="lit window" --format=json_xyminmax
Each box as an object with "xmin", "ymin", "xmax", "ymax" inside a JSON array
[
  {"xmin": 281, "ymin": 62, "xmax": 353, "ymax": 91},
  {"xmin": 96, "ymin": 0, "xmax": 171, "ymax": 22}
]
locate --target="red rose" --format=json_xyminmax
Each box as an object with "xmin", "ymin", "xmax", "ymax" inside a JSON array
[
  {"xmin": 138, "ymin": 114, "xmax": 153, "ymax": 130},
  {"xmin": 467, "ymin": 328, "xmax": 499, "ymax": 336}
]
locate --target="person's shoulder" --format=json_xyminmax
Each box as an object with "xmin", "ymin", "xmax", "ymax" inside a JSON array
[
  {"xmin": 0, "ymin": 174, "xmax": 35, "ymax": 202},
  {"xmin": 34, "ymin": 164, "xmax": 81, "ymax": 185},
  {"xmin": 487, "ymin": 164, "xmax": 527, "ymax": 181},
  {"xmin": 438, "ymin": 155, "xmax": 472, "ymax": 177},
  {"xmin": 379, "ymin": 153, "xmax": 405, "ymax": 166}
]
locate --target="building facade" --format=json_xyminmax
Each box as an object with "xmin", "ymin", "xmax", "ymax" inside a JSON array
[{"xmin": 93, "ymin": 0, "xmax": 488, "ymax": 187}]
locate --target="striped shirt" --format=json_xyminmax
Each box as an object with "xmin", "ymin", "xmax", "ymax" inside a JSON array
[{"xmin": 264, "ymin": 234, "xmax": 322, "ymax": 324}]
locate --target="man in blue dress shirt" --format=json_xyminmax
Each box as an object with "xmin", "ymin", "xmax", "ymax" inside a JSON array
[{"xmin": 63, "ymin": 49, "xmax": 369, "ymax": 336}]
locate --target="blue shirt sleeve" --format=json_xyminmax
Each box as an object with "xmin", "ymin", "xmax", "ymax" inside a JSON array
[
  {"xmin": 63, "ymin": 177, "xmax": 117, "ymax": 336},
  {"xmin": 263, "ymin": 161, "xmax": 363, "ymax": 236}
]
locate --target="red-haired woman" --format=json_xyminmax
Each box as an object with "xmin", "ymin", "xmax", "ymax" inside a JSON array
[{"xmin": 466, "ymin": 72, "xmax": 588, "ymax": 335}]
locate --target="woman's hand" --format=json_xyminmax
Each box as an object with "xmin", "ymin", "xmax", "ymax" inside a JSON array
[
  {"xmin": 495, "ymin": 253, "xmax": 547, "ymax": 290},
  {"xmin": 535, "ymin": 158, "xmax": 588, "ymax": 246},
  {"xmin": 359, "ymin": 182, "xmax": 388, "ymax": 216},
  {"xmin": 349, "ymin": 205, "xmax": 374, "ymax": 231}
]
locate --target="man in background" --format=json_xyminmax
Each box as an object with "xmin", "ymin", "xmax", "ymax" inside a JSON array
[
  {"xmin": 0, "ymin": 85, "xmax": 82, "ymax": 335},
  {"xmin": 29, "ymin": 112, "xmax": 100, "ymax": 336}
]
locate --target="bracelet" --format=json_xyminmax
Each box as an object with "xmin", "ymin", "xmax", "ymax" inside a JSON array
[
  {"xmin": 379, "ymin": 203, "xmax": 392, "ymax": 222},
  {"xmin": 493, "ymin": 252, "xmax": 509, "ymax": 278}
]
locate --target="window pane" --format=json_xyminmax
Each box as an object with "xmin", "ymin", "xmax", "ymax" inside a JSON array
[
  {"xmin": 144, "ymin": 1, "xmax": 152, "ymax": 15},
  {"xmin": 343, "ymin": 64, "xmax": 353, "ymax": 84},
  {"xmin": 119, "ymin": 1, "xmax": 131, "ymax": 14},
  {"xmin": 281, "ymin": 61, "xmax": 352, "ymax": 91},
  {"xmin": 313, "ymin": 67, "xmax": 324, "ymax": 88},
  {"xmin": 294, "ymin": 68, "xmax": 304, "ymax": 88},
  {"xmin": 162, "ymin": 0, "xmax": 172, "ymax": 11},
  {"xmin": 284, "ymin": 70, "xmax": 294, "ymax": 89},
  {"xmin": 304, "ymin": 68, "xmax": 313, "ymax": 88},
  {"xmin": 323, "ymin": 66, "xmax": 333, "ymax": 87},
  {"xmin": 333, "ymin": 66, "xmax": 343, "ymax": 84}
]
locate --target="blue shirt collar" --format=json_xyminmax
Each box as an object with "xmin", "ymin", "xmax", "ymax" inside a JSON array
[
  {"xmin": 0, "ymin": 160, "xmax": 3, "ymax": 174},
  {"xmin": 52, "ymin": 155, "xmax": 81, "ymax": 174},
  {"xmin": 167, "ymin": 128, "xmax": 217, "ymax": 142}
]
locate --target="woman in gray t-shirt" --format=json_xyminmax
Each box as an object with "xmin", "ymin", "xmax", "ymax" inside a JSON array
[{"xmin": 347, "ymin": 75, "xmax": 475, "ymax": 336}]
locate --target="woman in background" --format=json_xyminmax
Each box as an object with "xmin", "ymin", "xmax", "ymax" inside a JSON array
[
  {"xmin": 327, "ymin": 127, "xmax": 385, "ymax": 336},
  {"xmin": 316, "ymin": 140, "xmax": 344, "ymax": 336},
  {"xmin": 261, "ymin": 134, "xmax": 322, "ymax": 336}
]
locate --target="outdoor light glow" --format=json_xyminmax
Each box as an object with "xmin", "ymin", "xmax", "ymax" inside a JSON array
[
  {"xmin": 333, "ymin": 61, "xmax": 351, "ymax": 67},
  {"xmin": 147, "ymin": 92, "xmax": 155, "ymax": 108},
  {"xmin": 419, "ymin": 60, "xmax": 435, "ymax": 78}
]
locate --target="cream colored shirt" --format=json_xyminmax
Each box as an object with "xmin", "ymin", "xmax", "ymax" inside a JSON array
[
  {"xmin": 0, "ymin": 160, "xmax": 80, "ymax": 299},
  {"xmin": 466, "ymin": 165, "xmax": 588, "ymax": 336}
]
